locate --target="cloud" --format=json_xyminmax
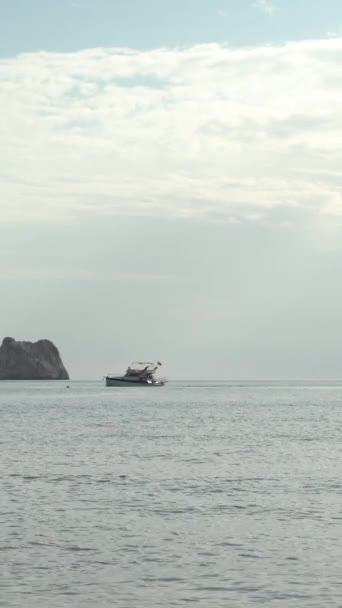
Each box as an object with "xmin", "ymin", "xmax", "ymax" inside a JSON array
[
  {"xmin": 1, "ymin": 39, "xmax": 342, "ymax": 228},
  {"xmin": 252, "ymin": 0, "xmax": 275, "ymax": 16},
  {"xmin": 327, "ymin": 28, "xmax": 342, "ymax": 39}
]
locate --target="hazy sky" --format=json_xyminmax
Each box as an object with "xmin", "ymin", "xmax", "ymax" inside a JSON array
[{"xmin": 1, "ymin": 0, "xmax": 342, "ymax": 379}]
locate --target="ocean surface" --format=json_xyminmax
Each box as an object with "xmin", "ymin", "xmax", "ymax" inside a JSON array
[{"xmin": 1, "ymin": 380, "xmax": 342, "ymax": 607}]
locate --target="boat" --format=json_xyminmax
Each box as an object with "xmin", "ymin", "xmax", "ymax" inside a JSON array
[{"xmin": 105, "ymin": 361, "xmax": 167, "ymax": 387}]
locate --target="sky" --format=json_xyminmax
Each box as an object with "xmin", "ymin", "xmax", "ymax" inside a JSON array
[{"xmin": 1, "ymin": 0, "xmax": 342, "ymax": 379}]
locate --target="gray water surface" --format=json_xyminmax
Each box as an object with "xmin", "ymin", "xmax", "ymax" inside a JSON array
[{"xmin": 1, "ymin": 380, "xmax": 342, "ymax": 607}]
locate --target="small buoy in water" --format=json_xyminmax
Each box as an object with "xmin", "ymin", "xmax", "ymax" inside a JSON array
[{"xmin": 66, "ymin": 385, "xmax": 70, "ymax": 389}]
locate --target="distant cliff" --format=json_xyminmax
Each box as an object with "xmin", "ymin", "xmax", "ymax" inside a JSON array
[{"xmin": 0, "ymin": 337, "xmax": 69, "ymax": 380}]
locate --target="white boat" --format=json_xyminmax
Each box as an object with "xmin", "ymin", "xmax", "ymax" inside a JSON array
[{"xmin": 105, "ymin": 361, "xmax": 166, "ymax": 387}]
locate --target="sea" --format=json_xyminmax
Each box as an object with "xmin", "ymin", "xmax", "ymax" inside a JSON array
[{"xmin": 1, "ymin": 379, "xmax": 342, "ymax": 608}]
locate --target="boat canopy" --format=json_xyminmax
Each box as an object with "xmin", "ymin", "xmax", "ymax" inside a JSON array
[
  {"xmin": 107, "ymin": 361, "xmax": 162, "ymax": 377},
  {"xmin": 129, "ymin": 361, "xmax": 161, "ymax": 369}
]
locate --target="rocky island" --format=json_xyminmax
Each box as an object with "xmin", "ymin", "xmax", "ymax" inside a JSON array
[{"xmin": 0, "ymin": 337, "xmax": 69, "ymax": 380}]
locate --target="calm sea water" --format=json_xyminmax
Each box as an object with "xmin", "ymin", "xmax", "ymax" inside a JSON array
[{"xmin": 1, "ymin": 380, "xmax": 342, "ymax": 607}]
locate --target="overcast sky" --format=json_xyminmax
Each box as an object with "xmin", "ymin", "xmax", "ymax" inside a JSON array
[{"xmin": 1, "ymin": 0, "xmax": 342, "ymax": 379}]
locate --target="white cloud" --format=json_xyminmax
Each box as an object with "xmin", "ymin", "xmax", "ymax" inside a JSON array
[
  {"xmin": 1, "ymin": 39, "xmax": 342, "ymax": 226},
  {"xmin": 252, "ymin": 0, "xmax": 275, "ymax": 16},
  {"xmin": 327, "ymin": 28, "xmax": 342, "ymax": 38}
]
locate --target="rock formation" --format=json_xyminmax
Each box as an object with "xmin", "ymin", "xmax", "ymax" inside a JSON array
[{"xmin": 0, "ymin": 337, "xmax": 69, "ymax": 380}]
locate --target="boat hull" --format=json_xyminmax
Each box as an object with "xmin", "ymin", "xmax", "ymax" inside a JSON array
[{"xmin": 105, "ymin": 376, "xmax": 165, "ymax": 387}]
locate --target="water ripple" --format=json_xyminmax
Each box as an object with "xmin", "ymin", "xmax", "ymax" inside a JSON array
[{"xmin": 1, "ymin": 380, "xmax": 342, "ymax": 607}]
